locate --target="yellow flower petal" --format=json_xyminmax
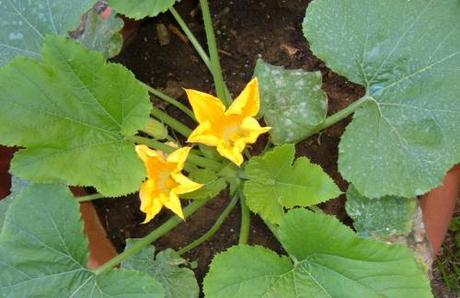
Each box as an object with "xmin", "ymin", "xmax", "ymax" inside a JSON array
[
  {"xmin": 164, "ymin": 192, "xmax": 185, "ymax": 219},
  {"xmin": 217, "ymin": 142, "xmax": 244, "ymax": 166},
  {"xmin": 139, "ymin": 179, "xmax": 164, "ymax": 223},
  {"xmin": 187, "ymin": 121, "xmax": 221, "ymax": 147},
  {"xmin": 185, "ymin": 89, "xmax": 226, "ymax": 125},
  {"xmin": 171, "ymin": 172, "xmax": 203, "ymax": 194},
  {"xmin": 135, "ymin": 144, "xmax": 161, "ymax": 163},
  {"xmin": 239, "ymin": 117, "xmax": 271, "ymax": 144},
  {"xmin": 167, "ymin": 147, "xmax": 191, "ymax": 172},
  {"xmin": 225, "ymin": 78, "xmax": 260, "ymax": 118}
]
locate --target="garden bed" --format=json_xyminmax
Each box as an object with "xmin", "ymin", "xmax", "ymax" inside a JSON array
[{"xmin": 93, "ymin": 0, "xmax": 363, "ymax": 281}]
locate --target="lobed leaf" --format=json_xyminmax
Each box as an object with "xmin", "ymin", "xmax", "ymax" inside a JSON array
[
  {"xmin": 73, "ymin": 5, "xmax": 125, "ymax": 59},
  {"xmin": 0, "ymin": 36, "xmax": 151, "ymax": 196},
  {"xmin": 243, "ymin": 144, "xmax": 341, "ymax": 224},
  {"xmin": 204, "ymin": 209, "xmax": 432, "ymax": 298},
  {"xmin": 304, "ymin": 0, "xmax": 460, "ymax": 198},
  {"xmin": 123, "ymin": 240, "xmax": 199, "ymax": 298},
  {"xmin": 0, "ymin": 0, "xmax": 96, "ymax": 66},
  {"xmin": 346, "ymin": 184, "xmax": 417, "ymax": 238},
  {"xmin": 0, "ymin": 184, "xmax": 164, "ymax": 297},
  {"xmin": 107, "ymin": 0, "xmax": 180, "ymax": 20},
  {"xmin": 255, "ymin": 59, "xmax": 327, "ymax": 144}
]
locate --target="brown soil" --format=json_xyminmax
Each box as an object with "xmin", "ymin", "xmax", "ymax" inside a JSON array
[{"xmin": 93, "ymin": 0, "xmax": 363, "ymax": 284}]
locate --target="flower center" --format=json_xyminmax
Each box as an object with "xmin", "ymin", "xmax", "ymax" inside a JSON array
[{"xmin": 157, "ymin": 169, "xmax": 177, "ymax": 192}]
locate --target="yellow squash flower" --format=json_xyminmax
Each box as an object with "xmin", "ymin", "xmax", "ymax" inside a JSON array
[
  {"xmin": 135, "ymin": 145, "xmax": 203, "ymax": 223},
  {"xmin": 186, "ymin": 78, "xmax": 271, "ymax": 166}
]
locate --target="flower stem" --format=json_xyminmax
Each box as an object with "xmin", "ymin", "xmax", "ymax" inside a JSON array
[
  {"xmin": 199, "ymin": 0, "xmax": 231, "ymax": 106},
  {"xmin": 177, "ymin": 194, "xmax": 239, "ymax": 255},
  {"xmin": 238, "ymin": 191, "xmax": 250, "ymax": 244},
  {"xmin": 93, "ymin": 197, "xmax": 212, "ymax": 275},
  {"xmin": 169, "ymin": 7, "xmax": 210, "ymax": 69},
  {"xmin": 304, "ymin": 95, "xmax": 371, "ymax": 139},
  {"xmin": 150, "ymin": 106, "xmax": 192, "ymax": 137},
  {"xmin": 142, "ymin": 82, "xmax": 195, "ymax": 119},
  {"xmin": 129, "ymin": 136, "xmax": 222, "ymax": 171},
  {"xmin": 76, "ymin": 193, "xmax": 104, "ymax": 203}
]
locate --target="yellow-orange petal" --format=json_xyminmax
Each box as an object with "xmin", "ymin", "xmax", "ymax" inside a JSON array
[
  {"xmin": 239, "ymin": 117, "xmax": 271, "ymax": 144},
  {"xmin": 171, "ymin": 172, "xmax": 203, "ymax": 195},
  {"xmin": 135, "ymin": 144, "xmax": 161, "ymax": 163},
  {"xmin": 225, "ymin": 78, "xmax": 260, "ymax": 118},
  {"xmin": 167, "ymin": 147, "xmax": 191, "ymax": 172},
  {"xmin": 185, "ymin": 89, "xmax": 226, "ymax": 125},
  {"xmin": 217, "ymin": 142, "xmax": 244, "ymax": 166},
  {"xmin": 164, "ymin": 192, "xmax": 184, "ymax": 219},
  {"xmin": 139, "ymin": 179, "xmax": 164, "ymax": 223},
  {"xmin": 188, "ymin": 121, "xmax": 221, "ymax": 147}
]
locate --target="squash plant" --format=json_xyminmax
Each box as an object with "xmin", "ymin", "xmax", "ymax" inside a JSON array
[{"xmin": 1, "ymin": 0, "xmax": 459, "ymax": 296}]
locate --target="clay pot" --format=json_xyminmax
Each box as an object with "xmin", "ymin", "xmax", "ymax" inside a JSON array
[{"xmin": 421, "ymin": 165, "xmax": 460, "ymax": 257}]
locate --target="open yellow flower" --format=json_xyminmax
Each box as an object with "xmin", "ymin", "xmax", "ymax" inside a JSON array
[
  {"xmin": 186, "ymin": 78, "xmax": 271, "ymax": 166},
  {"xmin": 135, "ymin": 145, "xmax": 203, "ymax": 223}
]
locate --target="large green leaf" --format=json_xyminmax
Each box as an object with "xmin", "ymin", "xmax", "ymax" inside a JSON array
[
  {"xmin": 204, "ymin": 209, "xmax": 432, "ymax": 298},
  {"xmin": 123, "ymin": 240, "xmax": 199, "ymax": 298},
  {"xmin": 0, "ymin": 184, "xmax": 164, "ymax": 297},
  {"xmin": 346, "ymin": 185, "xmax": 417, "ymax": 238},
  {"xmin": 108, "ymin": 0, "xmax": 180, "ymax": 20},
  {"xmin": 0, "ymin": 0, "xmax": 96, "ymax": 66},
  {"xmin": 254, "ymin": 59, "xmax": 327, "ymax": 144},
  {"xmin": 0, "ymin": 36, "xmax": 151, "ymax": 196},
  {"xmin": 303, "ymin": 0, "xmax": 460, "ymax": 198},
  {"xmin": 73, "ymin": 5, "xmax": 124, "ymax": 59},
  {"xmin": 0, "ymin": 176, "xmax": 30, "ymax": 230},
  {"xmin": 243, "ymin": 145, "xmax": 341, "ymax": 224}
]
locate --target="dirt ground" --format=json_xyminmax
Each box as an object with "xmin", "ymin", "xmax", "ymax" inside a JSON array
[{"xmin": 94, "ymin": 0, "xmax": 366, "ymax": 284}]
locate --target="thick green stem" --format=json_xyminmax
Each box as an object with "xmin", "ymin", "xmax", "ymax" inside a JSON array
[
  {"xmin": 238, "ymin": 192, "xmax": 250, "ymax": 244},
  {"xmin": 169, "ymin": 7, "xmax": 231, "ymax": 100},
  {"xmin": 93, "ymin": 198, "xmax": 212, "ymax": 275},
  {"xmin": 177, "ymin": 194, "xmax": 239, "ymax": 255},
  {"xmin": 129, "ymin": 136, "xmax": 222, "ymax": 171},
  {"xmin": 142, "ymin": 82, "xmax": 195, "ymax": 119},
  {"xmin": 169, "ymin": 7, "xmax": 210, "ymax": 69},
  {"xmin": 150, "ymin": 106, "xmax": 192, "ymax": 137},
  {"xmin": 304, "ymin": 95, "xmax": 371, "ymax": 139},
  {"xmin": 199, "ymin": 0, "xmax": 231, "ymax": 106},
  {"xmin": 76, "ymin": 193, "xmax": 104, "ymax": 203}
]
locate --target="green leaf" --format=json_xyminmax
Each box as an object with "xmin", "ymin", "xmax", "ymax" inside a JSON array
[
  {"xmin": 0, "ymin": 36, "xmax": 151, "ymax": 196},
  {"xmin": 303, "ymin": 0, "xmax": 460, "ymax": 198},
  {"xmin": 346, "ymin": 185, "xmax": 417, "ymax": 238},
  {"xmin": 74, "ymin": 6, "xmax": 124, "ymax": 59},
  {"xmin": 181, "ymin": 168, "xmax": 227, "ymax": 200},
  {"xmin": 0, "ymin": 0, "xmax": 96, "ymax": 66},
  {"xmin": 123, "ymin": 240, "xmax": 199, "ymax": 298},
  {"xmin": 0, "ymin": 176, "xmax": 30, "ymax": 230},
  {"xmin": 107, "ymin": 0, "xmax": 180, "ymax": 20},
  {"xmin": 0, "ymin": 184, "xmax": 164, "ymax": 297},
  {"xmin": 255, "ymin": 59, "xmax": 327, "ymax": 144},
  {"xmin": 243, "ymin": 145, "xmax": 341, "ymax": 224},
  {"xmin": 204, "ymin": 209, "xmax": 432, "ymax": 298}
]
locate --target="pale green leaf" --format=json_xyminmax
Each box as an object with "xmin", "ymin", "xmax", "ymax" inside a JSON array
[
  {"xmin": 0, "ymin": 0, "xmax": 96, "ymax": 66},
  {"xmin": 304, "ymin": 0, "xmax": 460, "ymax": 198},
  {"xmin": 181, "ymin": 168, "xmax": 227, "ymax": 200},
  {"xmin": 243, "ymin": 145, "xmax": 341, "ymax": 224},
  {"xmin": 0, "ymin": 176, "xmax": 30, "ymax": 230},
  {"xmin": 346, "ymin": 185, "xmax": 417, "ymax": 238},
  {"xmin": 123, "ymin": 240, "xmax": 199, "ymax": 298},
  {"xmin": 0, "ymin": 184, "xmax": 164, "ymax": 297},
  {"xmin": 0, "ymin": 36, "xmax": 151, "ymax": 196},
  {"xmin": 74, "ymin": 6, "xmax": 124, "ymax": 59},
  {"xmin": 204, "ymin": 209, "xmax": 432, "ymax": 298},
  {"xmin": 108, "ymin": 0, "xmax": 180, "ymax": 20},
  {"xmin": 255, "ymin": 59, "xmax": 327, "ymax": 144}
]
